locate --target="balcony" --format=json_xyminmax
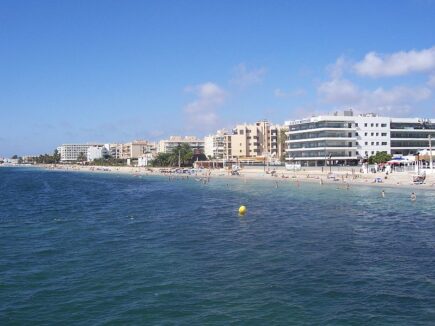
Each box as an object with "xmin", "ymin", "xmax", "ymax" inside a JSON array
[
  {"xmin": 287, "ymin": 136, "xmax": 356, "ymax": 143},
  {"xmin": 287, "ymin": 146, "xmax": 357, "ymax": 152}
]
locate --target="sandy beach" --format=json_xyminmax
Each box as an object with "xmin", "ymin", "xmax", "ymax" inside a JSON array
[{"xmin": 22, "ymin": 164, "xmax": 435, "ymax": 191}]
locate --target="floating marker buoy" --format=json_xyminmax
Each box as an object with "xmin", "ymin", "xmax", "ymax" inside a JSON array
[{"xmin": 238, "ymin": 205, "xmax": 247, "ymax": 215}]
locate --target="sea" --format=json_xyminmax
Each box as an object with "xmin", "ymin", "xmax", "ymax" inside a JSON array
[{"xmin": 1, "ymin": 167, "xmax": 435, "ymax": 325}]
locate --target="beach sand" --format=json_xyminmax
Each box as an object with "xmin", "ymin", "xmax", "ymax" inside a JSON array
[{"xmin": 26, "ymin": 164, "xmax": 435, "ymax": 191}]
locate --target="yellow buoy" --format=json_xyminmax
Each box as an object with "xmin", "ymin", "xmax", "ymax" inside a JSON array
[{"xmin": 238, "ymin": 205, "xmax": 247, "ymax": 215}]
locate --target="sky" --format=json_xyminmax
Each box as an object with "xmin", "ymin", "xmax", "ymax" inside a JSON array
[{"xmin": 1, "ymin": 0, "xmax": 435, "ymax": 157}]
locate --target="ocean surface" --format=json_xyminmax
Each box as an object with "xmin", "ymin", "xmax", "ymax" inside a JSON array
[{"xmin": 1, "ymin": 167, "xmax": 435, "ymax": 325}]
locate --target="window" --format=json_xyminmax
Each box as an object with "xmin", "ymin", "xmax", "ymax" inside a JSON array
[
  {"xmin": 355, "ymin": 123, "xmax": 359, "ymax": 127},
  {"xmin": 371, "ymin": 123, "xmax": 374, "ymax": 127},
  {"xmin": 240, "ymin": 150, "xmax": 242, "ymax": 153},
  {"xmin": 371, "ymin": 133, "xmax": 374, "ymax": 136},
  {"xmin": 356, "ymin": 151, "xmax": 359, "ymax": 155},
  {"xmin": 356, "ymin": 142, "xmax": 359, "ymax": 145},
  {"xmin": 376, "ymin": 123, "xmax": 379, "ymax": 127},
  {"xmin": 240, "ymin": 130, "xmax": 244, "ymax": 135},
  {"xmin": 371, "ymin": 142, "xmax": 374, "ymax": 145},
  {"xmin": 372, "ymin": 151, "xmax": 375, "ymax": 154},
  {"xmin": 364, "ymin": 123, "xmax": 368, "ymax": 127},
  {"xmin": 365, "ymin": 142, "xmax": 368, "ymax": 145},
  {"xmin": 381, "ymin": 123, "xmax": 387, "ymax": 127},
  {"xmin": 381, "ymin": 133, "xmax": 387, "ymax": 136},
  {"xmin": 382, "ymin": 142, "xmax": 387, "ymax": 145},
  {"xmin": 365, "ymin": 132, "xmax": 368, "ymax": 136},
  {"xmin": 356, "ymin": 132, "xmax": 359, "ymax": 136},
  {"xmin": 376, "ymin": 133, "xmax": 379, "ymax": 136},
  {"xmin": 376, "ymin": 142, "xmax": 379, "ymax": 145}
]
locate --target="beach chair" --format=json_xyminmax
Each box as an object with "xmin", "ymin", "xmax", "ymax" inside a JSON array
[{"xmin": 413, "ymin": 175, "xmax": 426, "ymax": 184}]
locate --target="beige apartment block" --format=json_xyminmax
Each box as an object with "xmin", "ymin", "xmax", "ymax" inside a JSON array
[
  {"xmin": 108, "ymin": 141, "xmax": 156, "ymax": 159},
  {"xmin": 224, "ymin": 120, "xmax": 284, "ymax": 160}
]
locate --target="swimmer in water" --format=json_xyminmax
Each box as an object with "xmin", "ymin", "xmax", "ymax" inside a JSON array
[
  {"xmin": 411, "ymin": 192, "xmax": 417, "ymax": 201},
  {"xmin": 381, "ymin": 190, "xmax": 385, "ymax": 198}
]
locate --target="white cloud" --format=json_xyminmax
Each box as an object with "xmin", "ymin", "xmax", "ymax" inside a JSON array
[
  {"xmin": 318, "ymin": 77, "xmax": 431, "ymax": 114},
  {"xmin": 326, "ymin": 56, "xmax": 350, "ymax": 79},
  {"xmin": 274, "ymin": 88, "xmax": 306, "ymax": 98},
  {"xmin": 428, "ymin": 74, "xmax": 435, "ymax": 88},
  {"xmin": 354, "ymin": 46, "xmax": 435, "ymax": 77},
  {"xmin": 230, "ymin": 63, "xmax": 267, "ymax": 88},
  {"xmin": 183, "ymin": 82, "xmax": 226, "ymax": 129},
  {"xmin": 318, "ymin": 78, "xmax": 360, "ymax": 103}
]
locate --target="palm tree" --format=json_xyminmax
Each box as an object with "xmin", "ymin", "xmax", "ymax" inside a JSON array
[{"xmin": 77, "ymin": 152, "xmax": 87, "ymax": 163}]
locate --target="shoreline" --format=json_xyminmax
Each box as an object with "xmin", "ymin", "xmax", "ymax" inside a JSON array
[{"xmin": 6, "ymin": 163, "xmax": 435, "ymax": 192}]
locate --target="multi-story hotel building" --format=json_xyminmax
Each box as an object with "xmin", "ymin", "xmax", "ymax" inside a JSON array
[
  {"xmin": 158, "ymin": 136, "xmax": 205, "ymax": 154},
  {"xmin": 285, "ymin": 110, "xmax": 435, "ymax": 166},
  {"xmin": 60, "ymin": 144, "xmax": 100, "ymax": 162}
]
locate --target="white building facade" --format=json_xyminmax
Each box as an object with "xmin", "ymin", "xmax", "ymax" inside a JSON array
[
  {"xmin": 87, "ymin": 146, "xmax": 109, "ymax": 162},
  {"xmin": 158, "ymin": 136, "xmax": 205, "ymax": 154},
  {"xmin": 285, "ymin": 111, "xmax": 435, "ymax": 166},
  {"xmin": 60, "ymin": 144, "xmax": 96, "ymax": 162},
  {"xmin": 204, "ymin": 129, "xmax": 227, "ymax": 159}
]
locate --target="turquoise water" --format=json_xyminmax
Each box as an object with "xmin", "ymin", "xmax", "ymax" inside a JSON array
[{"xmin": 1, "ymin": 167, "xmax": 435, "ymax": 325}]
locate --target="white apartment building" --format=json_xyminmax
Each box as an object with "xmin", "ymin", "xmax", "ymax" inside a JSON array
[
  {"xmin": 285, "ymin": 110, "xmax": 435, "ymax": 166},
  {"xmin": 87, "ymin": 146, "xmax": 109, "ymax": 162},
  {"xmin": 60, "ymin": 144, "xmax": 100, "ymax": 162},
  {"xmin": 137, "ymin": 153, "xmax": 155, "ymax": 167},
  {"xmin": 204, "ymin": 129, "xmax": 227, "ymax": 159},
  {"xmin": 158, "ymin": 136, "xmax": 205, "ymax": 154}
]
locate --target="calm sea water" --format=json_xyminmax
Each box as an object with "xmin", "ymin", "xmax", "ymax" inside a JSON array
[{"xmin": 1, "ymin": 167, "xmax": 435, "ymax": 325}]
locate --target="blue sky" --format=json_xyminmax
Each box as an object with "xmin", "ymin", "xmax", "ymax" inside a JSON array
[{"xmin": 1, "ymin": 0, "xmax": 435, "ymax": 156}]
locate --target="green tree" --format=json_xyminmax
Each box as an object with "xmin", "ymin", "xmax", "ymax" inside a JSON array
[
  {"xmin": 151, "ymin": 153, "xmax": 172, "ymax": 167},
  {"xmin": 53, "ymin": 149, "xmax": 61, "ymax": 163},
  {"xmin": 368, "ymin": 151, "xmax": 392, "ymax": 164},
  {"xmin": 92, "ymin": 158, "xmax": 127, "ymax": 166},
  {"xmin": 177, "ymin": 143, "xmax": 193, "ymax": 166},
  {"xmin": 150, "ymin": 144, "xmax": 194, "ymax": 167},
  {"xmin": 77, "ymin": 152, "xmax": 87, "ymax": 162}
]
